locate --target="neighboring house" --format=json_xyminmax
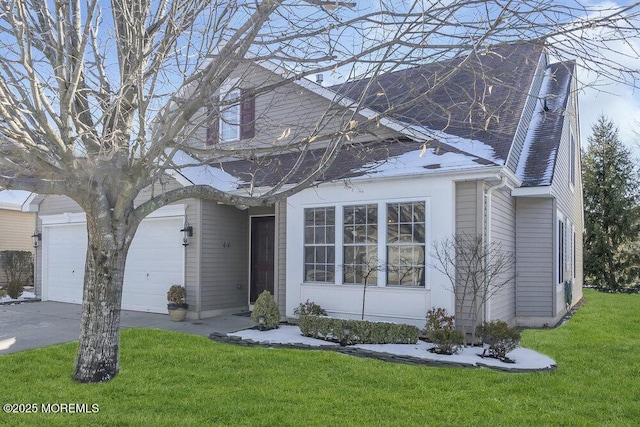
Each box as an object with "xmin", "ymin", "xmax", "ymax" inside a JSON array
[
  {"xmin": 31, "ymin": 40, "xmax": 583, "ymax": 328},
  {"xmin": 0, "ymin": 190, "xmax": 36, "ymax": 286}
]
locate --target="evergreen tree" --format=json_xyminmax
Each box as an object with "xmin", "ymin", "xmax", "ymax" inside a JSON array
[{"xmin": 582, "ymin": 115, "xmax": 640, "ymax": 291}]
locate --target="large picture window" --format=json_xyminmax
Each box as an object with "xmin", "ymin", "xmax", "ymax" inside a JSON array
[
  {"xmin": 386, "ymin": 202, "xmax": 426, "ymax": 286},
  {"xmin": 343, "ymin": 204, "xmax": 378, "ymax": 285},
  {"xmin": 304, "ymin": 207, "xmax": 335, "ymax": 282}
]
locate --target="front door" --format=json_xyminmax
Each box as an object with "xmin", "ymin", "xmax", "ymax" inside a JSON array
[{"xmin": 250, "ymin": 216, "xmax": 275, "ymax": 303}]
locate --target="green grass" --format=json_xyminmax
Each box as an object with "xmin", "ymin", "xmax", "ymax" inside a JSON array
[{"xmin": 1, "ymin": 289, "xmax": 639, "ymax": 426}]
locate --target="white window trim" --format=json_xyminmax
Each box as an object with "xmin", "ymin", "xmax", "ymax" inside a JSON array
[
  {"xmin": 219, "ymin": 89, "xmax": 241, "ymax": 142},
  {"xmin": 302, "ymin": 197, "xmax": 429, "ymax": 289}
]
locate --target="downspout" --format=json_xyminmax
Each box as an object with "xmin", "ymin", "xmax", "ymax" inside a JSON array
[{"xmin": 484, "ymin": 175, "xmax": 513, "ymax": 322}]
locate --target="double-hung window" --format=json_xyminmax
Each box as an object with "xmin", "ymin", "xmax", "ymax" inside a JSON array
[
  {"xmin": 207, "ymin": 86, "xmax": 255, "ymax": 145},
  {"xmin": 304, "ymin": 207, "xmax": 335, "ymax": 282},
  {"xmin": 386, "ymin": 202, "xmax": 426, "ymax": 286},
  {"xmin": 343, "ymin": 204, "xmax": 378, "ymax": 285},
  {"xmin": 220, "ymin": 90, "xmax": 240, "ymax": 142},
  {"xmin": 558, "ymin": 219, "xmax": 565, "ymax": 283}
]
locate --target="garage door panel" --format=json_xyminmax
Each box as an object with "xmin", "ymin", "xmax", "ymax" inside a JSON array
[
  {"xmin": 45, "ymin": 224, "xmax": 86, "ymax": 304},
  {"xmin": 44, "ymin": 215, "xmax": 184, "ymax": 314}
]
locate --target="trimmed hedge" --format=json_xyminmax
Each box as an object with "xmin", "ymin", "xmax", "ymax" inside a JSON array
[{"xmin": 299, "ymin": 315, "xmax": 419, "ymax": 345}]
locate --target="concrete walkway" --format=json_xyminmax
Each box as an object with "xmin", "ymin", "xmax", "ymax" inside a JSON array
[{"xmin": 0, "ymin": 301, "xmax": 254, "ymax": 355}]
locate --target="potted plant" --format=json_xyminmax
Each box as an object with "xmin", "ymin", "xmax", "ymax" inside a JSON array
[{"xmin": 167, "ymin": 285, "xmax": 188, "ymax": 321}]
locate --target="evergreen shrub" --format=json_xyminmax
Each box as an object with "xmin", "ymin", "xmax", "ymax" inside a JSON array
[
  {"xmin": 476, "ymin": 320, "xmax": 521, "ymax": 360},
  {"xmin": 251, "ymin": 290, "xmax": 280, "ymax": 330},
  {"xmin": 299, "ymin": 316, "xmax": 419, "ymax": 345}
]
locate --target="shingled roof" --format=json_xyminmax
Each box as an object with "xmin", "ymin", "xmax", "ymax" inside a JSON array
[
  {"xmin": 516, "ymin": 61, "xmax": 575, "ymax": 187},
  {"xmin": 332, "ymin": 40, "xmax": 546, "ymax": 164},
  {"xmin": 194, "ymin": 40, "xmax": 574, "ymax": 190}
]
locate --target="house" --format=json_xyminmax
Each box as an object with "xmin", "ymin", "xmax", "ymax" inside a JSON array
[
  {"xmin": 0, "ymin": 190, "xmax": 36, "ymax": 286},
  {"xmin": 30, "ymin": 40, "xmax": 583, "ymax": 328}
]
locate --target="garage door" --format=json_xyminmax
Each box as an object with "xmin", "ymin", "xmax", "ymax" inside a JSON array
[{"xmin": 42, "ymin": 208, "xmax": 185, "ymax": 313}]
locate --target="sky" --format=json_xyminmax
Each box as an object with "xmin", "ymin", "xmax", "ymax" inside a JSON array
[{"xmin": 571, "ymin": 1, "xmax": 640, "ymax": 149}]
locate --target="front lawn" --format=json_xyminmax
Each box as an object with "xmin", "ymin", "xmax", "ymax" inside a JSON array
[{"xmin": 1, "ymin": 289, "xmax": 638, "ymax": 426}]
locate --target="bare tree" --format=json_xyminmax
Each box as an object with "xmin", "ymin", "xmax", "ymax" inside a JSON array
[
  {"xmin": 0, "ymin": 0, "xmax": 639, "ymax": 383},
  {"xmin": 432, "ymin": 234, "xmax": 516, "ymax": 346}
]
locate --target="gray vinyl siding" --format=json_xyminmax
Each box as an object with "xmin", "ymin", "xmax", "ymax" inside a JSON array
[
  {"xmin": 199, "ymin": 201, "xmax": 248, "ymax": 312},
  {"xmin": 275, "ymin": 200, "xmax": 287, "ymax": 316},
  {"xmin": 515, "ymin": 197, "xmax": 554, "ymax": 316},
  {"xmin": 549, "ymin": 77, "xmax": 583, "ymax": 311},
  {"xmin": 506, "ymin": 55, "xmax": 547, "ymax": 173},
  {"xmin": 489, "ymin": 187, "xmax": 516, "ymax": 324},
  {"xmin": 454, "ymin": 181, "xmax": 484, "ymax": 331},
  {"xmin": 184, "ymin": 199, "xmax": 200, "ymax": 310},
  {"xmin": 188, "ymin": 63, "xmax": 401, "ymax": 152}
]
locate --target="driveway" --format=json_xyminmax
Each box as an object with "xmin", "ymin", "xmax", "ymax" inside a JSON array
[{"xmin": 0, "ymin": 301, "xmax": 254, "ymax": 354}]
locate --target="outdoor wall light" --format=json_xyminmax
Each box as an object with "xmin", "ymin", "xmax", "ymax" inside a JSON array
[
  {"xmin": 181, "ymin": 222, "xmax": 193, "ymax": 246},
  {"xmin": 32, "ymin": 231, "xmax": 42, "ymax": 248}
]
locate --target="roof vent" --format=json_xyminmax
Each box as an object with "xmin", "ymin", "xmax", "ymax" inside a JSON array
[
  {"xmin": 316, "ymin": 74, "xmax": 324, "ymax": 85},
  {"xmin": 543, "ymin": 98, "xmax": 550, "ymax": 112}
]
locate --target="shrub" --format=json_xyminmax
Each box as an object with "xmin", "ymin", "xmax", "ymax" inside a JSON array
[
  {"xmin": 6, "ymin": 280, "xmax": 23, "ymax": 300},
  {"xmin": 166, "ymin": 285, "xmax": 187, "ymax": 306},
  {"xmin": 475, "ymin": 320, "xmax": 521, "ymax": 360},
  {"xmin": 293, "ymin": 300, "xmax": 327, "ymax": 317},
  {"xmin": 0, "ymin": 250, "xmax": 33, "ymax": 286},
  {"xmin": 424, "ymin": 308, "xmax": 464, "ymax": 355},
  {"xmin": 299, "ymin": 316, "xmax": 419, "ymax": 345},
  {"xmin": 251, "ymin": 290, "xmax": 280, "ymax": 330}
]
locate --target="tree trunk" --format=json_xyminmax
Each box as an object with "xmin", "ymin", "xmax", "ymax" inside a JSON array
[{"xmin": 72, "ymin": 214, "xmax": 133, "ymax": 383}]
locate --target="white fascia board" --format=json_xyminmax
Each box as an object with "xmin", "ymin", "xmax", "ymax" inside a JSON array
[
  {"xmin": 40, "ymin": 212, "xmax": 87, "ymax": 225},
  {"xmin": 40, "ymin": 204, "xmax": 186, "ymax": 225},
  {"xmin": 22, "ymin": 193, "xmax": 44, "ymax": 212},
  {"xmin": 511, "ymin": 186, "xmax": 552, "ymax": 197},
  {"xmin": 165, "ymin": 168, "xmax": 193, "ymax": 187}
]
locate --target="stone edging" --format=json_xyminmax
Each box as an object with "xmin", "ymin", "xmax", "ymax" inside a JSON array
[{"xmin": 208, "ymin": 332, "xmax": 557, "ymax": 373}]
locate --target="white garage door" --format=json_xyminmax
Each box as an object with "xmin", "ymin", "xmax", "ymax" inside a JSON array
[{"xmin": 43, "ymin": 208, "xmax": 185, "ymax": 313}]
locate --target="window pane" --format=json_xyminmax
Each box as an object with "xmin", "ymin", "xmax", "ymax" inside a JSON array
[
  {"xmin": 367, "ymin": 225, "xmax": 378, "ymax": 243},
  {"xmin": 388, "ymin": 204, "xmax": 398, "ymax": 223},
  {"xmin": 399, "ymin": 204, "xmax": 412, "ymax": 222},
  {"xmin": 385, "ymin": 201, "xmax": 426, "ymax": 287},
  {"xmin": 305, "ymin": 247, "xmax": 314, "ymax": 263},
  {"xmin": 303, "ymin": 207, "xmax": 335, "ymax": 283},
  {"xmin": 344, "ymin": 226, "xmax": 354, "ymax": 244},
  {"xmin": 413, "ymin": 223, "xmax": 425, "ymax": 242},
  {"xmin": 304, "ymin": 226, "xmax": 313, "ymax": 244},
  {"xmin": 387, "ymin": 223, "xmax": 398, "ymax": 242}
]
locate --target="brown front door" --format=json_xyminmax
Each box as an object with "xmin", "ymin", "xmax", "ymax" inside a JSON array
[{"xmin": 250, "ymin": 216, "xmax": 275, "ymax": 303}]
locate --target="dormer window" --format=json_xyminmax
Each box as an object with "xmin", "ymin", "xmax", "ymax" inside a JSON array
[
  {"xmin": 220, "ymin": 90, "xmax": 240, "ymax": 142},
  {"xmin": 207, "ymin": 87, "xmax": 255, "ymax": 145}
]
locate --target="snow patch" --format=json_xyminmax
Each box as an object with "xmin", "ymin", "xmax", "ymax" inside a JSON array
[
  {"xmin": 354, "ymin": 147, "xmax": 485, "ymax": 179},
  {"xmin": 405, "ymin": 125, "xmax": 502, "ymax": 164},
  {"xmin": 0, "ymin": 291, "xmax": 36, "ymax": 304},
  {"xmin": 167, "ymin": 151, "xmax": 246, "ymax": 192},
  {"xmin": 230, "ymin": 325, "xmax": 557, "ymax": 371},
  {"xmin": 516, "ymin": 68, "xmax": 555, "ymax": 180}
]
